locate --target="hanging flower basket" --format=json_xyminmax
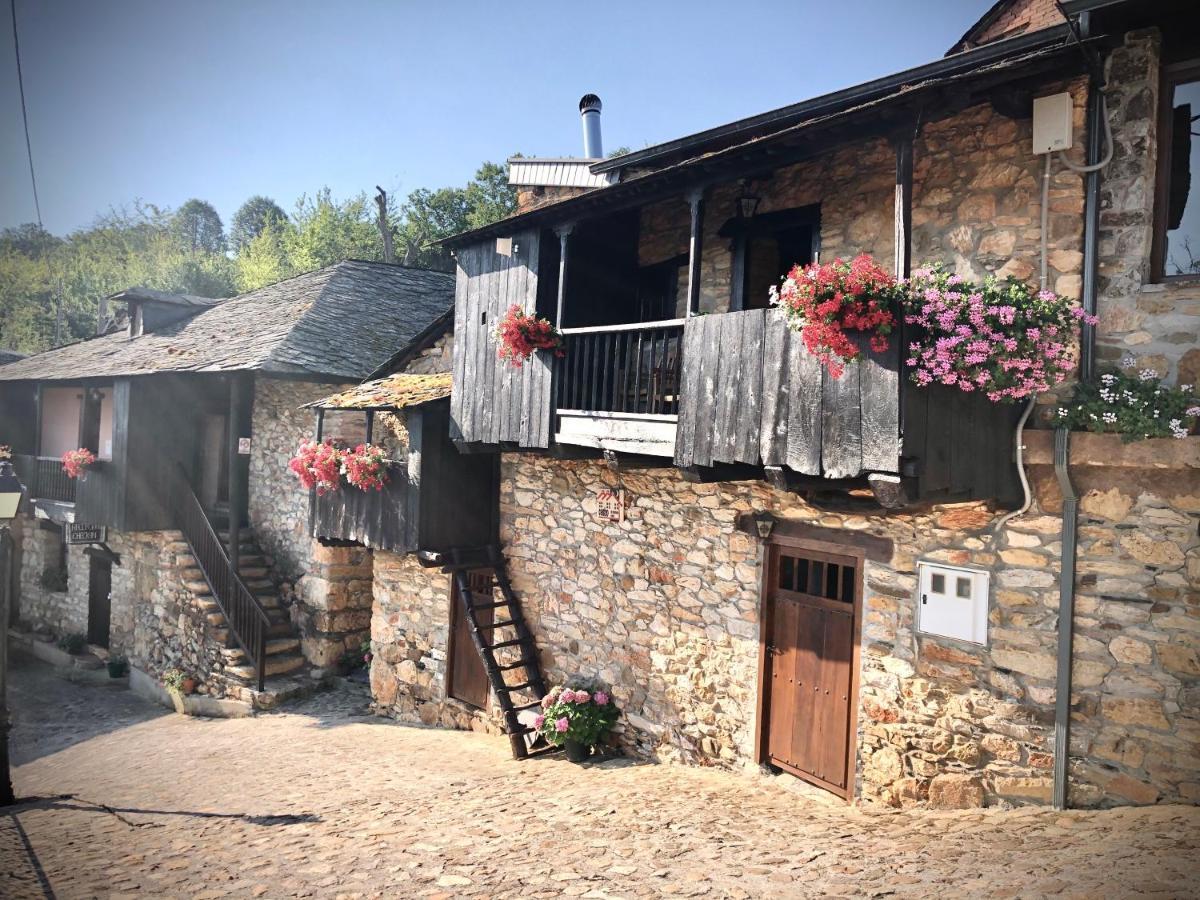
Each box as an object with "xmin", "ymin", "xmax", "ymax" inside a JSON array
[
  {"xmin": 769, "ymin": 254, "xmax": 897, "ymax": 378},
  {"xmin": 61, "ymin": 448, "xmax": 96, "ymax": 480},
  {"xmin": 1052, "ymin": 366, "xmax": 1200, "ymax": 440},
  {"xmin": 288, "ymin": 440, "xmax": 343, "ymax": 495},
  {"xmin": 902, "ymin": 267, "xmax": 1097, "ymax": 402},
  {"xmin": 494, "ymin": 304, "xmax": 565, "ymax": 368},
  {"xmin": 343, "ymin": 443, "xmax": 390, "ymax": 492}
]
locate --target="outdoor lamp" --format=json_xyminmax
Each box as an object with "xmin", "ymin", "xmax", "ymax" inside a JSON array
[
  {"xmin": 737, "ymin": 184, "xmax": 761, "ymax": 220},
  {"xmin": 753, "ymin": 511, "xmax": 776, "ymax": 540},
  {"xmin": 0, "ymin": 461, "xmax": 23, "ymax": 521}
]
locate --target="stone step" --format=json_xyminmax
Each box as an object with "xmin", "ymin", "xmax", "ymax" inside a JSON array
[
  {"xmin": 221, "ymin": 638, "xmax": 300, "ymax": 662},
  {"xmin": 224, "ymin": 653, "xmax": 306, "ymax": 682},
  {"xmin": 267, "ymin": 622, "xmax": 294, "ymax": 639}
]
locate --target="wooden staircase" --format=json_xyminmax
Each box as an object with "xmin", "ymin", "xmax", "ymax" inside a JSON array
[
  {"xmin": 175, "ymin": 529, "xmax": 309, "ymax": 701},
  {"xmin": 440, "ymin": 545, "xmax": 553, "ymax": 760}
]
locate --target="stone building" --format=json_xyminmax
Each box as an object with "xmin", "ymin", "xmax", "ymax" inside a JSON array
[
  {"xmin": 353, "ymin": 0, "xmax": 1199, "ymax": 809},
  {"xmin": 0, "ymin": 261, "xmax": 453, "ymax": 705}
]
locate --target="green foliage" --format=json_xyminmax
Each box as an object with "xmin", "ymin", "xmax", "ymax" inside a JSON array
[
  {"xmin": 1052, "ymin": 368, "xmax": 1199, "ymax": 441},
  {"xmin": 536, "ymin": 680, "xmax": 619, "ymax": 748},
  {"xmin": 172, "ymin": 199, "xmax": 226, "ymax": 254},
  {"xmin": 1, "ymin": 160, "xmax": 517, "ymax": 353},
  {"xmin": 230, "ymin": 195, "xmax": 286, "ymax": 251},
  {"xmin": 57, "ymin": 632, "xmax": 88, "ymax": 654},
  {"xmin": 162, "ymin": 667, "xmax": 189, "ymax": 693}
]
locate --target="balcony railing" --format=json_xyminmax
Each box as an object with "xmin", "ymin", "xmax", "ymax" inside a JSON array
[
  {"xmin": 12, "ymin": 454, "xmax": 77, "ymax": 504},
  {"xmin": 555, "ymin": 319, "xmax": 685, "ymax": 417}
]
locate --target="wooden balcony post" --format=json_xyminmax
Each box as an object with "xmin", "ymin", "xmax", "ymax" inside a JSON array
[
  {"xmin": 893, "ymin": 135, "xmax": 913, "ymax": 280},
  {"xmin": 686, "ymin": 187, "xmax": 706, "ymax": 316},
  {"xmin": 555, "ymin": 224, "xmax": 573, "ymax": 329}
]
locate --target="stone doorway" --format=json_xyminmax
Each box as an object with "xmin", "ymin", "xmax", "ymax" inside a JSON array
[
  {"xmin": 87, "ymin": 554, "xmax": 112, "ymax": 649},
  {"xmin": 756, "ymin": 537, "xmax": 863, "ymax": 800}
]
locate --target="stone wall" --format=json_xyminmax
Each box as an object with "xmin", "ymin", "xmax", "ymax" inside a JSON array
[
  {"xmin": 248, "ymin": 375, "xmax": 352, "ymax": 584},
  {"xmin": 369, "ymin": 549, "xmax": 496, "ymax": 732},
  {"xmin": 966, "ymin": 0, "xmax": 1062, "ymax": 49},
  {"xmin": 13, "ymin": 517, "xmax": 83, "ymax": 638},
  {"xmin": 402, "ymin": 329, "xmax": 453, "ymax": 375},
  {"xmin": 404, "ymin": 449, "xmax": 1199, "ymax": 809},
  {"xmin": 635, "ymin": 90, "xmax": 1086, "ymax": 317},
  {"xmin": 296, "ymin": 542, "xmax": 374, "ymax": 669},
  {"xmin": 1095, "ymin": 30, "xmax": 1200, "ymax": 386}
]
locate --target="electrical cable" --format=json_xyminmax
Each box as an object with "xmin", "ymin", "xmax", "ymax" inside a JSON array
[{"xmin": 10, "ymin": 0, "xmax": 41, "ymax": 227}]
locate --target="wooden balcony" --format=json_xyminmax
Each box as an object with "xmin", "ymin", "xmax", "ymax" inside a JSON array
[
  {"xmin": 554, "ymin": 319, "xmax": 684, "ymax": 456},
  {"xmin": 310, "ymin": 467, "xmax": 416, "ymax": 552},
  {"xmin": 12, "ymin": 454, "xmax": 76, "ymax": 505}
]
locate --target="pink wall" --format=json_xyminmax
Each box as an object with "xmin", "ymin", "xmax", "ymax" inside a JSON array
[{"xmin": 38, "ymin": 386, "xmax": 113, "ymax": 459}]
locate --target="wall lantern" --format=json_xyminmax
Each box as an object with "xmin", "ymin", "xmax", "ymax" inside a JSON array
[
  {"xmin": 752, "ymin": 511, "xmax": 776, "ymax": 540},
  {"xmin": 737, "ymin": 183, "xmax": 761, "ymax": 220},
  {"xmin": 0, "ymin": 461, "xmax": 24, "ymax": 522}
]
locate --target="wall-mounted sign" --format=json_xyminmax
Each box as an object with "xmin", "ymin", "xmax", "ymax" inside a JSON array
[
  {"xmin": 67, "ymin": 524, "xmax": 106, "ymax": 545},
  {"xmin": 238, "ymin": 437, "xmax": 252, "ymax": 455},
  {"xmin": 596, "ymin": 488, "xmax": 626, "ymax": 523}
]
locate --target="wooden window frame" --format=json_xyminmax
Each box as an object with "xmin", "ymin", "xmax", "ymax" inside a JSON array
[
  {"xmin": 753, "ymin": 533, "xmax": 864, "ymax": 802},
  {"xmin": 1151, "ymin": 58, "xmax": 1200, "ymax": 283}
]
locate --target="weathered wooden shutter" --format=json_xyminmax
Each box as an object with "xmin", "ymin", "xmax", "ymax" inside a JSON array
[
  {"xmin": 675, "ymin": 308, "xmax": 899, "ymax": 478},
  {"xmin": 450, "ymin": 230, "xmax": 551, "ymax": 448}
]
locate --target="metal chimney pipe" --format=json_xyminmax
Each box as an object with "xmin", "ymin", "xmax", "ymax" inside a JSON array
[{"xmin": 580, "ymin": 94, "xmax": 603, "ymax": 158}]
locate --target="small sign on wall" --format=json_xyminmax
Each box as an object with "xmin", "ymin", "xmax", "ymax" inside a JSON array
[
  {"xmin": 67, "ymin": 524, "xmax": 106, "ymax": 545},
  {"xmin": 596, "ymin": 488, "xmax": 626, "ymax": 523},
  {"xmin": 238, "ymin": 437, "xmax": 252, "ymax": 455}
]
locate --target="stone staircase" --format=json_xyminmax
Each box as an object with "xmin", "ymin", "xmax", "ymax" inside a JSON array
[{"xmin": 176, "ymin": 529, "xmax": 316, "ymax": 708}]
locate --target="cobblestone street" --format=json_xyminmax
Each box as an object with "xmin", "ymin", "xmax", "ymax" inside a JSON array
[{"xmin": 2, "ymin": 654, "xmax": 1198, "ymax": 899}]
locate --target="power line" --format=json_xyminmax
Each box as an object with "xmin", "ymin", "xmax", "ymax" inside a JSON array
[{"xmin": 10, "ymin": 0, "xmax": 42, "ymax": 227}]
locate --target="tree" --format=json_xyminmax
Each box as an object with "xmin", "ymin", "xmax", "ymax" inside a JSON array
[
  {"xmin": 398, "ymin": 161, "xmax": 517, "ymax": 270},
  {"xmin": 464, "ymin": 161, "xmax": 517, "ymax": 230},
  {"xmin": 172, "ymin": 199, "xmax": 225, "ymax": 254},
  {"xmin": 230, "ymin": 195, "xmax": 287, "ymax": 251}
]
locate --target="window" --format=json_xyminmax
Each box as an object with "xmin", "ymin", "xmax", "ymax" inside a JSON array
[
  {"xmin": 777, "ymin": 548, "xmax": 856, "ymax": 604},
  {"xmin": 1154, "ymin": 61, "xmax": 1200, "ymax": 280},
  {"xmin": 724, "ymin": 206, "xmax": 820, "ymax": 312},
  {"xmin": 917, "ymin": 561, "xmax": 989, "ymax": 645}
]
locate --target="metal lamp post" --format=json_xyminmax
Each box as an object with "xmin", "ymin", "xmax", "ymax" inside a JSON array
[{"xmin": 0, "ymin": 458, "xmax": 27, "ymax": 806}]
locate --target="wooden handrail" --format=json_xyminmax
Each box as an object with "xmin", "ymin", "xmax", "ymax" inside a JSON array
[
  {"xmin": 174, "ymin": 466, "xmax": 270, "ymax": 692},
  {"xmin": 555, "ymin": 321, "xmax": 685, "ymax": 417},
  {"xmin": 559, "ymin": 317, "xmax": 687, "ymax": 335}
]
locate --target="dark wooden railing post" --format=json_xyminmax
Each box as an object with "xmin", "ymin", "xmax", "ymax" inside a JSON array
[
  {"xmin": 227, "ymin": 373, "xmax": 251, "ymax": 574},
  {"xmin": 555, "ymin": 223, "xmax": 573, "ymax": 329},
  {"xmin": 686, "ymin": 187, "xmax": 706, "ymax": 317}
]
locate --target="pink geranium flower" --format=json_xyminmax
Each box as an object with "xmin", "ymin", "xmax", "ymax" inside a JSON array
[
  {"xmin": 559, "ymin": 689, "xmax": 575, "ymax": 704},
  {"xmin": 573, "ymin": 691, "xmax": 590, "ymax": 704},
  {"xmin": 594, "ymin": 691, "xmax": 609, "ymax": 706},
  {"xmin": 554, "ymin": 717, "xmax": 569, "ymax": 733},
  {"xmin": 534, "ymin": 714, "xmax": 545, "ymax": 729}
]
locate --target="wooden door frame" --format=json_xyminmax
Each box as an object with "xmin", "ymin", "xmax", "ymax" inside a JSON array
[
  {"xmin": 445, "ymin": 571, "xmax": 491, "ymax": 712},
  {"xmin": 753, "ymin": 533, "xmax": 864, "ymax": 801}
]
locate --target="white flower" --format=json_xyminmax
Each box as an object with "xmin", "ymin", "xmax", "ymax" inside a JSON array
[
  {"xmin": 1139, "ymin": 368, "xmax": 1157, "ymax": 382},
  {"xmin": 1102, "ymin": 412, "xmax": 1117, "ymax": 423},
  {"xmin": 1100, "ymin": 373, "xmax": 1117, "ymax": 385}
]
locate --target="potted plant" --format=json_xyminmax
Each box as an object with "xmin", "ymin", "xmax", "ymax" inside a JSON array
[
  {"xmin": 901, "ymin": 266, "xmax": 1097, "ymax": 402},
  {"xmin": 343, "ymin": 443, "xmax": 390, "ymax": 492},
  {"xmin": 1053, "ymin": 365, "xmax": 1199, "ymax": 440},
  {"xmin": 288, "ymin": 439, "xmax": 343, "ymax": 494},
  {"xmin": 535, "ymin": 682, "xmax": 619, "ymax": 763},
  {"xmin": 61, "ymin": 447, "xmax": 96, "ymax": 480},
  {"xmin": 106, "ymin": 655, "xmax": 128, "ymax": 678},
  {"xmin": 769, "ymin": 253, "xmax": 897, "ymax": 378},
  {"xmin": 56, "ymin": 632, "xmax": 88, "ymax": 655},
  {"xmin": 162, "ymin": 668, "xmax": 195, "ymax": 713},
  {"xmin": 493, "ymin": 304, "xmax": 565, "ymax": 368}
]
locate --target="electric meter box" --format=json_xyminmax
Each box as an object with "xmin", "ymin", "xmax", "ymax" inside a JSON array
[
  {"xmin": 917, "ymin": 561, "xmax": 990, "ymax": 645},
  {"xmin": 1032, "ymin": 92, "xmax": 1074, "ymax": 154}
]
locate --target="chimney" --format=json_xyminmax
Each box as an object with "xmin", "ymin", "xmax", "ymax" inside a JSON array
[{"xmin": 580, "ymin": 94, "xmax": 603, "ymax": 158}]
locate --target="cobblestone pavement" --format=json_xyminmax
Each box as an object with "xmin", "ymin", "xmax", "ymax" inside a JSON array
[{"xmin": 3, "ymin": 655, "xmax": 1198, "ymax": 899}]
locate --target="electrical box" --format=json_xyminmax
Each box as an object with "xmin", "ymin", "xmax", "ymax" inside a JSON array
[
  {"xmin": 917, "ymin": 561, "xmax": 990, "ymax": 645},
  {"xmin": 1032, "ymin": 92, "xmax": 1073, "ymax": 154}
]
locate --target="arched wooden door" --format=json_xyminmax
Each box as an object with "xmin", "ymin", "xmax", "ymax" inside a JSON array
[{"xmin": 757, "ymin": 540, "xmax": 862, "ymax": 799}]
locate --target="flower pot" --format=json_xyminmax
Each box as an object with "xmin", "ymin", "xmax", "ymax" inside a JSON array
[
  {"xmin": 564, "ymin": 739, "xmax": 591, "ymax": 764},
  {"xmin": 106, "ymin": 661, "xmax": 127, "ymax": 678},
  {"xmin": 181, "ymin": 677, "xmax": 197, "ymax": 695}
]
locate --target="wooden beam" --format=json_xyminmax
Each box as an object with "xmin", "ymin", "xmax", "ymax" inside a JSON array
[
  {"xmin": 227, "ymin": 373, "xmax": 252, "ymax": 574},
  {"xmin": 554, "ymin": 223, "xmax": 573, "ymax": 329},
  {"xmin": 365, "ymin": 410, "xmax": 375, "ymax": 445},
  {"xmin": 893, "ymin": 134, "xmax": 913, "ymax": 280},
  {"xmin": 679, "ymin": 462, "xmax": 763, "ymax": 483},
  {"xmin": 685, "ymin": 187, "xmax": 706, "ymax": 316}
]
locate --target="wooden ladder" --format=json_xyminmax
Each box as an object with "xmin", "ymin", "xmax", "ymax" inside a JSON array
[{"xmin": 442, "ymin": 545, "xmax": 552, "ymax": 760}]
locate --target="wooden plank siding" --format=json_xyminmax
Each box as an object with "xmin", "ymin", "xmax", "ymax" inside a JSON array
[
  {"xmin": 675, "ymin": 309, "xmax": 902, "ymax": 479},
  {"xmin": 450, "ymin": 231, "xmax": 550, "ymax": 448}
]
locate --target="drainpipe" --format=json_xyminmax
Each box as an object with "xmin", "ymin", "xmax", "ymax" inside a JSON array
[
  {"xmin": 1052, "ymin": 427, "xmax": 1078, "ymax": 809},
  {"xmin": 1078, "ymin": 74, "xmax": 1105, "ymax": 381}
]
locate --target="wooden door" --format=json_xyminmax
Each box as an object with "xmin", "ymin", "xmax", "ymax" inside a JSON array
[
  {"xmin": 759, "ymin": 542, "xmax": 861, "ymax": 798},
  {"xmin": 448, "ymin": 570, "xmax": 494, "ymax": 709},
  {"xmin": 87, "ymin": 555, "xmax": 112, "ymax": 648}
]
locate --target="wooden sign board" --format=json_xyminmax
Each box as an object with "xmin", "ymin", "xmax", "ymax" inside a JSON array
[
  {"xmin": 596, "ymin": 488, "xmax": 626, "ymax": 523},
  {"xmin": 67, "ymin": 524, "xmax": 106, "ymax": 545}
]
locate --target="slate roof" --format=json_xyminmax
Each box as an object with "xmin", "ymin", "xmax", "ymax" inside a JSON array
[
  {"xmin": 107, "ymin": 286, "xmax": 220, "ymax": 309},
  {"xmin": 0, "ymin": 260, "xmax": 454, "ymax": 383},
  {"xmin": 304, "ymin": 372, "xmax": 452, "ymax": 411},
  {"xmin": 0, "ymin": 350, "xmax": 26, "ymax": 366}
]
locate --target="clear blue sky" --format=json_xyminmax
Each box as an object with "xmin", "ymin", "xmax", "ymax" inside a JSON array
[{"xmin": 1, "ymin": 0, "xmax": 985, "ymax": 235}]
